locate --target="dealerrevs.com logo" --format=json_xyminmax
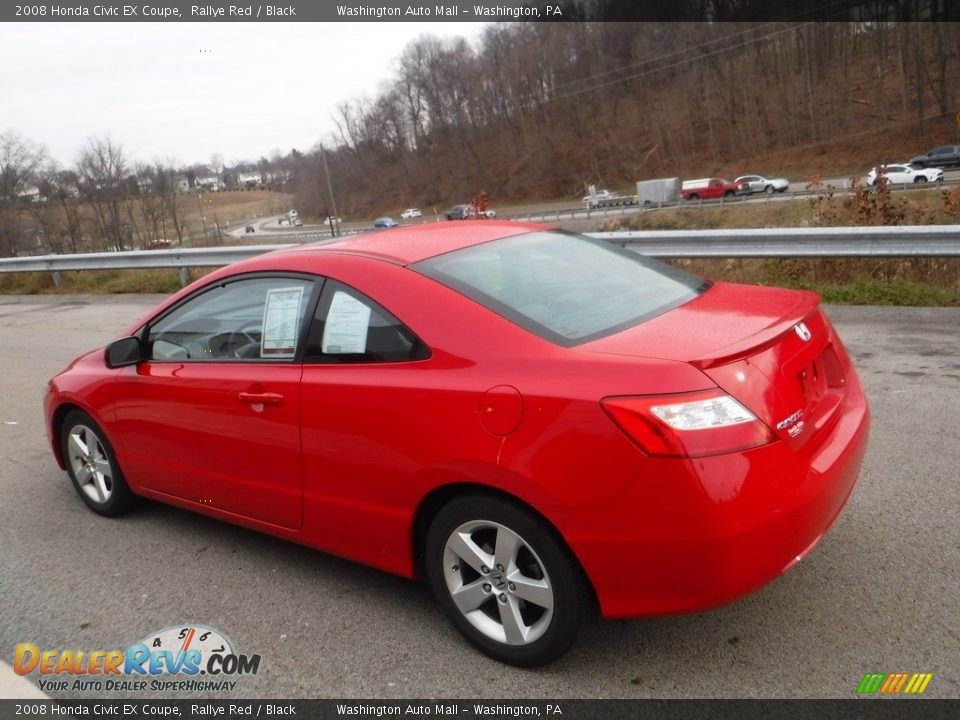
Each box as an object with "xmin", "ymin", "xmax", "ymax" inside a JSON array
[{"xmin": 14, "ymin": 624, "xmax": 261, "ymax": 693}]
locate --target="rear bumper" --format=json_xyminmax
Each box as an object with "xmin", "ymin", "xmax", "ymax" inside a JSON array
[{"xmin": 560, "ymin": 375, "xmax": 869, "ymax": 618}]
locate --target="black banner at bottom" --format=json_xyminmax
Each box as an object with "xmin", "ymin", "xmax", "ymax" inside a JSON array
[{"xmin": 0, "ymin": 699, "xmax": 958, "ymax": 720}]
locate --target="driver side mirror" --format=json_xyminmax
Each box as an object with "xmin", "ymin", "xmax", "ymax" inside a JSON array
[{"xmin": 105, "ymin": 337, "xmax": 143, "ymax": 368}]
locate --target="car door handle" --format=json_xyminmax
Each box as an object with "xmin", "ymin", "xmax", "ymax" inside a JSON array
[{"xmin": 238, "ymin": 392, "xmax": 284, "ymax": 405}]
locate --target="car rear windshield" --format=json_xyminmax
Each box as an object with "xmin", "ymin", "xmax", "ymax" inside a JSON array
[{"xmin": 412, "ymin": 231, "xmax": 708, "ymax": 345}]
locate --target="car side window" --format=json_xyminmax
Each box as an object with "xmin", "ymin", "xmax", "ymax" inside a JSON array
[
  {"xmin": 147, "ymin": 277, "xmax": 315, "ymax": 362},
  {"xmin": 305, "ymin": 280, "xmax": 430, "ymax": 364}
]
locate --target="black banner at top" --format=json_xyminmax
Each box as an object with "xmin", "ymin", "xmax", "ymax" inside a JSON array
[{"xmin": 3, "ymin": 0, "xmax": 959, "ymax": 23}]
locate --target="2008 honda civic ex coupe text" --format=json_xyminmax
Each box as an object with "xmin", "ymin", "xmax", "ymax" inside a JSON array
[{"xmin": 44, "ymin": 222, "xmax": 869, "ymax": 667}]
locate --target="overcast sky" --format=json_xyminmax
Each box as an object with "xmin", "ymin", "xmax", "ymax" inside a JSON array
[{"xmin": 0, "ymin": 22, "xmax": 488, "ymax": 168}]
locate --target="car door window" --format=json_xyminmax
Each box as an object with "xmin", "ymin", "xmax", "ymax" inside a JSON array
[
  {"xmin": 305, "ymin": 280, "xmax": 429, "ymax": 363},
  {"xmin": 147, "ymin": 276, "xmax": 315, "ymax": 361}
]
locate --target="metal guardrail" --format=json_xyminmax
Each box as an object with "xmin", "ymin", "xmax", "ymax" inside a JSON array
[
  {"xmin": 596, "ymin": 225, "xmax": 960, "ymax": 257},
  {"xmin": 0, "ymin": 226, "xmax": 957, "ymax": 287},
  {"xmin": 0, "ymin": 245, "xmax": 296, "ymax": 287},
  {"xmin": 0, "ymin": 245, "xmax": 294, "ymax": 273}
]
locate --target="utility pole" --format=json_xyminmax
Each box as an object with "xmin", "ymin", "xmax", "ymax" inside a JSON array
[
  {"xmin": 196, "ymin": 191, "xmax": 208, "ymax": 238},
  {"xmin": 320, "ymin": 144, "xmax": 340, "ymax": 237}
]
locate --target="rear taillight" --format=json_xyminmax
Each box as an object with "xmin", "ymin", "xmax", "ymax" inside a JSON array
[{"xmin": 601, "ymin": 389, "xmax": 776, "ymax": 458}]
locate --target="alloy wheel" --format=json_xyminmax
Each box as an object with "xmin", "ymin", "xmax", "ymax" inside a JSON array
[
  {"xmin": 442, "ymin": 520, "xmax": 554, "ymax": 646},
  {"xmin": 67, "ymin": 424, "xmax": 113, "ymax": 504}
]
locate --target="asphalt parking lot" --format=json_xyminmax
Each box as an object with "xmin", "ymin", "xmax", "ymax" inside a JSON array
[{"xmin": 0, "ymin": 295, "xmax": 957, "ymax": 699}]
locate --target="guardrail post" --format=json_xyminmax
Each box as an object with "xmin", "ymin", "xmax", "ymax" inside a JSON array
[
  {"xmin": 52, "ymin": 271, "xmax": 63, "ymax": 287},
  {"xmin": 179, "ymin": 267, "xmax": 190, "ymax": 287}
]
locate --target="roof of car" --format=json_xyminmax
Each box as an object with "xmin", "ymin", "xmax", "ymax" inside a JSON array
[{"xmin": 276, "ymin": 220, "xmax": 544, "ymax": 265}]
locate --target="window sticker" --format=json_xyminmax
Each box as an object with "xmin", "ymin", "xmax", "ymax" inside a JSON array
[
  {"xmin": 261, "ymin": 286, "xmax": 305, "ymax": 358},
  {"xmin": 322, "ymin": 291, "xmax": 371, "ymax": 354}
]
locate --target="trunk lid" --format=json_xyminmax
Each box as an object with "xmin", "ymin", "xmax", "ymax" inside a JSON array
[{"xmin": 583, "ymin": 282, "xmax": 850, "ymax": 449}]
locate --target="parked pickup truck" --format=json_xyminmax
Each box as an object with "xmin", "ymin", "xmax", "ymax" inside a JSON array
[
  {"xmin": 909, "ymin": 145, "xmax": 960, "ymax": 169},
  {"xmin": 681, "ymin": 177, "xmax": 747, "ymax": 201}
]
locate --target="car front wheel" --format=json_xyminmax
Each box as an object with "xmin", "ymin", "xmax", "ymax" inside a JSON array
[
  {"xmin": 425, "ymin": 494, "xmax": 590, "ymax": 667},
  {"xmin": 60, "ymin": 410, "xmax": 135, "ymax": 517},
  {"xmin": 765, "ymin": 185, "xmax": 775, "ymax": 194}
]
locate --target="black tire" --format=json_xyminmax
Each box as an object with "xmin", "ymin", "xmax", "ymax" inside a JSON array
[
  {"xmin": 425, "ymin": 494, "xmax": 591, "ymax": 667},
  {"xmin": 688, "ymin": 193, "xmax": 699, "ymax": 201},
  {"xmin": 60, "ymin": 410, "xmax": 136, "ymax": 517},
  {"xmin": 914, "ymin": 176, "xmax": 927, "ymax": 183},
  {"xmin": 764, "ymin": 185, "xmax": 775, "ymax": 195},
  {"xmin": 724, "ymin": 190, "xmax": 734, "ymax": 198}
]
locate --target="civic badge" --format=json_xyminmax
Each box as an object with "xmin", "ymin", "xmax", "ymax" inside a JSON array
[
  {"xmin": 794, "ymin": 322, "xmax": 812, "ymax": 341},
  {"xmin": 776, "ymin": 409, "xmax": 805, "ymax": 437}
]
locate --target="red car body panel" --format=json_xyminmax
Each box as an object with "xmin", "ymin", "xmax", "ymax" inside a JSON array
[{"xmin": 44, "ymin": 221, "xmax": 869, "ymax": 618}]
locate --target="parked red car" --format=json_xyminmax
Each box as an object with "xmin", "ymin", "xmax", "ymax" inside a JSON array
[{"xmin": 45, "ymin": 222, "xmax": 869, "ymax": 666}]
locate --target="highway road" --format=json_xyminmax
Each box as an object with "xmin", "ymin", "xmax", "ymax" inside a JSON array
[
  {"xmin": 223, "ymin": 170, "xmax": 960, "ymax": 241},
  {"xmin": 0, "ymin": 296, "xmax": 957, "ymax": 699}
]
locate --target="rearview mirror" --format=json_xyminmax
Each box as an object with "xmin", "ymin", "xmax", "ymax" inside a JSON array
[{"xmin": 105, "ymin": 337, "xmax": 142, "ymax": 368}]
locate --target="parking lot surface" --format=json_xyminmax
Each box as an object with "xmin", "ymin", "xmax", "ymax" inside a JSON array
[{"xmin": 0, "ymin": 295, "xmax": 957, "ymax": 698}]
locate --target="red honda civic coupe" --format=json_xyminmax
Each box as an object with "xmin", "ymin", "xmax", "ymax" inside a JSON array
[{"xmin": 44, "ymin": 222, "xmax": 869, "ymax": 666}]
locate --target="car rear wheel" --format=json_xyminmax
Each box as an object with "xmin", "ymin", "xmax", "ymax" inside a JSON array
[
  {"xmin": 764, "ymin": 185, "xmax": 775, "ymax": 195},
  {"xmin": 724, "ymin": 190, "xmax": 734, "ymax": 198},
  {"xmin": 425, "ymin": 494, "xmax": 589, "ymax": 667},
  {"xmin": 61, "ymin": 410, "xmax": 135, "ymax": 517}
]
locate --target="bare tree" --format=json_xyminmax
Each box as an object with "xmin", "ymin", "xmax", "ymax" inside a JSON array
[
  {"xmin": 154, "ymin": 161, "xmax": 186, "ymax": 246},
  {"xmin": 0, "ymin": 130, "xmax": 47, "ymax": 256},
  {"xmin": 76, "ymin": 136, "xmax": 129, "ymax": 251}
]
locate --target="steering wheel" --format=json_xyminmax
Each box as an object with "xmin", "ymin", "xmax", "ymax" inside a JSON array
[
  {"xmin": 227, "ymin": 324, "xmax": 262, "ymax": 359},
  {"xmin": 208, "ymin": 324, "xmax": 261, "ymax": 359}
]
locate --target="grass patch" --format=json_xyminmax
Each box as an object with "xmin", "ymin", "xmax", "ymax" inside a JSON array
[
  {"xmin": 0, "ymin": 268, "xmax": 212, "ymax": 295},
  {"xmin": 610, "ymin": 199, "xmax": 814, "ymax": 231},
  {"xmin": 798, "ymin": 278, "xmax": 958, "ymax": 306},
  {"xmin": 669, "ymin": 258, "xmax": 960, "ymax": 306}
]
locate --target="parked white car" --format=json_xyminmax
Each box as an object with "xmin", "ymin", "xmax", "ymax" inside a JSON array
[
  {"xmin": 734, "ymin": 174, "xmax": 789, "ymax": 194},
  {"xmin": 400, "ymin": 208, "xmax": 422, "ymax": 219},
  {"xmin": 867, "ymin": 163, "xmax": 943, "ymax": 186}
]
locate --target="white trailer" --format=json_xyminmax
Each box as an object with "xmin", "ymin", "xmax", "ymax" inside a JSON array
[{"xmin": 636, "ymin": 178, "xmax": 680, "ymax": 207}]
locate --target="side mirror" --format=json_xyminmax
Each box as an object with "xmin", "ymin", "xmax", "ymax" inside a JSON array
[{"xmin": 105, "ymin": 337, "xmax": 143, "ymax": 368}]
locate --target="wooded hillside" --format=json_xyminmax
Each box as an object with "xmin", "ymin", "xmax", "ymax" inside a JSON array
[{"xmin": 300, "ymin": 20, "xmax": 960, "ymax": 216}]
